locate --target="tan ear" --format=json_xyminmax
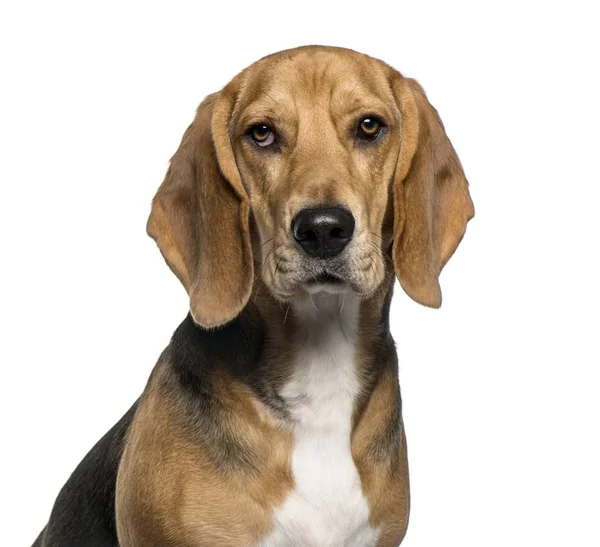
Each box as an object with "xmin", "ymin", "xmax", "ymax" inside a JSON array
[
  {"xmin": 146, "ymin": 88, "xmax": 253, "ymax": 328},
  {"xmin": 391, "ymin": 76, "xmax": 474, "ymax": 308}
]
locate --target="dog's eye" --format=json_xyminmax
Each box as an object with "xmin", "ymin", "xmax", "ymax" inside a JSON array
[
  {"xmin": 250, "ymin": 124, "xmax": 275, "ymax": 147},
  {"xmin": 357, "ymin": 118, "xmax": 382, "ymax": 141}
]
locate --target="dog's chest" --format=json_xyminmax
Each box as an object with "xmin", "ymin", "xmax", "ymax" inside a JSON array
[{"xmin": 260, "ymin": 296, "xmax": 378, "ymax": 547}]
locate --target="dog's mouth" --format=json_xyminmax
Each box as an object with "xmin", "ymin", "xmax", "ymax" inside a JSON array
[
  {"xmin": 263, "ymin": 241, "xmax": 386, "ymax": 300},
  {"xmin": 306, "ymin": 273, "xmax": 345, "ymax": 285},
  {"xmin": 301, "ymin": 271, "xmax": 351, "ymax": 295}
]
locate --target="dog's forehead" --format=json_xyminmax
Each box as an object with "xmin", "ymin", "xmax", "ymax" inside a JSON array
[{"xmin": 234, "ymin": 47, "xmax": 394, "ymax": 118}]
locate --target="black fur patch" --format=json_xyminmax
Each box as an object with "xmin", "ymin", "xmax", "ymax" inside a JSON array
[
  {"xmin": 167, "ymin": 309, "xmax": 267, "ymax": 474},
  {"xmin": 170, "ymin": 308, "xmax": 266, "ymax": 393},
  {"xmin": 33, "ymin": 402, "xmax": 138, "ymax": 547}
]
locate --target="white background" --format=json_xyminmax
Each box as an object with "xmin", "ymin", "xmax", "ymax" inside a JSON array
[{"xmin": 1, "ymin": 1, "xmax": 599, "ymax": 546}]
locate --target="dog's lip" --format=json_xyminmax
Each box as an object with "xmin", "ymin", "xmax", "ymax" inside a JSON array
[
  {"xmin": 300, "ymin": 272, "xmax": 354, "ymax": 295},
  {"xmin": 305, "ymin": 273, "xmax": 345, "ymax": 285}
]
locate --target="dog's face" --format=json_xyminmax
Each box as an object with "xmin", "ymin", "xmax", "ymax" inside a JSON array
[
  {"xmin": 232, "ymin": 51, "xmax": 399, "ymax": 300},
  {"xmin": 148, "ymin": 47, "xmax": 474, "ymax": 328}
]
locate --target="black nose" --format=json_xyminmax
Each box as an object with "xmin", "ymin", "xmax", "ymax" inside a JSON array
[{"xmin": 292, "ymin": 207, "xmax": 355, "ymax": 258}]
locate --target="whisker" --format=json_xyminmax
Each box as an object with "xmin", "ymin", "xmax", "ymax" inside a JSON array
[
  {"xmin": 262, "ymin": 244, "xmax": 280, "ymax": 270},
  {"xmin": 338, "ymin": 292, "xmax": 346, "ymax": 316},
  {"xmin": 283, "ymin": 302, "xmax": 292, "ymax": 325},
  {"xmin": 367, "ymin": 241, "xmax": 386, "ymax": 264},
  {"xmin": 274, "ymin": 254, "xmax": 283, "ymax": 278},
  {"xmin": 253, "ymin": 244, "xmax": 283, "ymax": 287},
  {"xmin": 370, "ymin": 232, "xmax": 394, "ymax": 247},
  {"xmin": 263, "ymin": 255, "xmax": 279, "ymax": 279},
  {"xmin": 253, "ymin": 237, "xmax": 275, "ymax": 257},
  {"xmin": 358, "ymin": 255, "xmax": 372, "ymax": 272},
  {"xmin": 252, "ymin": 280, "xmax": 268, "ymax": 303}
]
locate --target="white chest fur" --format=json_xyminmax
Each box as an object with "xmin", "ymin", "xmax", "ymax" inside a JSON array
[{"xmin": 260, "ymin": 293, "xmax": 379, "ymax": 547}]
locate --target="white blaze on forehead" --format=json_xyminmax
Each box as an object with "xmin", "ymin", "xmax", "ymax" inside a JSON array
[{"xmin": 259, "ymin": 292, "xmax": 379, "ymax": 547}]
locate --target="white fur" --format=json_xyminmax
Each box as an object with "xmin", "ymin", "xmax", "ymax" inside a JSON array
[{"xmin": 259, "ymin": 290, "xmax": 379, "ymax": 547}]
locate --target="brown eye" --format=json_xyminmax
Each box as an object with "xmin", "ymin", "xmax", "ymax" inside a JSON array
[
  {"xmin": 250, "ymin": 124, "xmax": 275, "ymax": 147},
  {"xmin": 357, "ymin": 118, "xmax": 382, "ymax": 141}
]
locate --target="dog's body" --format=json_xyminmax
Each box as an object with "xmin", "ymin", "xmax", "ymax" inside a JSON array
[{"xmin": 35, "ymin": 46, "xmax": 473, "ymax": 546}]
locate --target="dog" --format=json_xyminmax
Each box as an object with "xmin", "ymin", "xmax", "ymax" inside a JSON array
[{"xmin": 33, "ymin": 45, "xmax": 474, "ymax": 547}]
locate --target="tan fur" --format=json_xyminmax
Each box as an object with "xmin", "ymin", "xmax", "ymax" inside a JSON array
[
  {"xmin": 124, "ymin": 45, "xmax": 474, "ymax": 545},
  {"xmin": 146, "ymin": 92, "xmax": 254, "ymax": 329},
  {"xmin": 353, "ymin": 372, "xmax": 410, "ymax": 547},
  {"xmin": 391, "ymin": 77, "xmax": 475, "ymax": 307},
  {"xmin": 116, "ymin": 354, "xmax": 294, "ymax": 546},
  {"xmin": 347, "ymin": 274, "xmax": 410, "ymax": 546}
]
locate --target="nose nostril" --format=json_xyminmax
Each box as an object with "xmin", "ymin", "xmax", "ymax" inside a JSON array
[
  {"xmin": 330, "ymin": 227, "xmax": 344, "ymax": 239},
  {"xmin": 300, "ymin": 229, "xmax": 318, "ymax": 242}
]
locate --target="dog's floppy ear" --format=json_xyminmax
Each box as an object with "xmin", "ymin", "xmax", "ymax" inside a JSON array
[
  {"xmin": 391, "ymin": 76, "xmax": 474, "ymax": 308},
  {"xmin": 147, "ymin": 87, "xmax": 253, "ymax": 328}
]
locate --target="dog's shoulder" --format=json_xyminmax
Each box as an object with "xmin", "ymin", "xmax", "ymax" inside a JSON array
[{"xmin": 115, "ymin": 313, "xmax": 295, "ymax": 546}]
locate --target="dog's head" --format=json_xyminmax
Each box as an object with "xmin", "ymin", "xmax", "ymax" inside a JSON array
[{"xmin": 148, "ymin": 47, "xmax": 474, "ymax": 328}]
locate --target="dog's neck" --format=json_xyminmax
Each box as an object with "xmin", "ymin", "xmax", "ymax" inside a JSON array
[
  {"xmin": 289, "ymin": 291, "xmax": 361, "ymax": 352},
  {"xmin": 247, "ymin": 277, "xmax": 396, "ymax": 422},
  {"xmin": 171, "ymin": 275, "xmax": 396, "ymax": 427}
]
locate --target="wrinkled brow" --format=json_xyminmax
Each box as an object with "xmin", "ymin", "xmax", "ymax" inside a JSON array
[
  {"xmin": 235, "ymin": 106, "xmax": 285, "ymax": 135},
  {"xmin": 330, "ymin": 82, "xmax": 396, "ymax": 121},
  {"xmin": 334, "ymin": 99, "xmax": 394, "ymax": 123}
]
